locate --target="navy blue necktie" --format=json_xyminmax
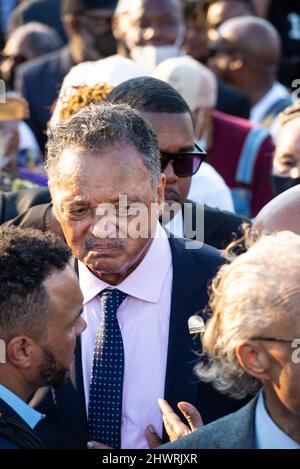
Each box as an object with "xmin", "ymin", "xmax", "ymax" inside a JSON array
[{"xmin": 88, "ymin": 288, "xmax": 127, "ymax": 448}]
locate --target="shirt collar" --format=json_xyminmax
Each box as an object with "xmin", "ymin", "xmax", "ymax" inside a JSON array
[
  {"xmin": 78, "ymin": 221, "xmax": 172, "ymax": 304},
  {"xmin": 163, "ymin": 209, "xmax": 184, "ymax": 238},
  {"xmin": 255, "ymin": 390, "xmax": 300, "ymax": 449},
  {"xmin": 0, "ymin": 385, "xmax": 45, "ymax": 430},
  {"xmin": 250, "ymin": 82, "xmax": 290, "ymax": 123}
]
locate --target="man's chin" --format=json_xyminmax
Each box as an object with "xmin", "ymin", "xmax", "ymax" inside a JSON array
[{"xmin": 50, "ymin": 369, "xmax": 70, "ymax": 388}]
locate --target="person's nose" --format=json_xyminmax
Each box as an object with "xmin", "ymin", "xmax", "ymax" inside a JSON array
[
  {"xmin": 163, "ymin": 161, "xmax": 179, "ymax": 185},
  {"xmin": 90, "ymin": 214, "xmax": 116, "ymax": 239}
]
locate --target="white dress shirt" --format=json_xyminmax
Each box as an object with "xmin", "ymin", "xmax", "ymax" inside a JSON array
[
  {"xmin": 255, "ymin": 391, "xmax": 300, "ymax": 449},
  {"xmin": 79, "ymin": 222, "xmax": 173, "ymax": 449},
  {"xmin": 188, "ymin": 162, "xmax": 235, "ymax": 213}
]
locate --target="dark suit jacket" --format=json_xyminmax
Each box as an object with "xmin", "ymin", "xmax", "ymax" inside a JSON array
[
  {"xmin": 0, "ymin": 398, "xmax": 45, "ymax": 449},
  {"xmin": 0, "ymin": 187, "xmax": 50, "ymax": 225},
  {"xmin": 31, "ymin": 237, "xmax": 249, "ymax": 448},
  {"xmin": 217, "ymin": 81, "xmax": 251, "ymax": 120},
  {"xmin": 15, "ymin": 46, "xmax": 74, "ymax": 151},
  {"xmin": 8, "ymin": 0, "xmax": 67, "ymax": 43},
  {"xmin": 185, "ymin": 200, "xmax": 249, "ymax": 250},
  {"xmin": 161, "ymin": 397, "xmax": 257, "ymax": 449}
]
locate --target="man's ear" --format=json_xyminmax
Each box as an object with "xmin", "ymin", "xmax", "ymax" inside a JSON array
[
  {"xmin": 157, "ymin": 173, "xmax": 166, "ymax": 204},
  {"xmin": 6, "ymin": 336, "xmax": 36, "ymax": 369},
  {"xmin": 236, "ymin": 340, "xmax": 271, "ymax": 382},
  {"xmin": 155, "ymin": 174, "xmax": 166, "ymax": 218}
]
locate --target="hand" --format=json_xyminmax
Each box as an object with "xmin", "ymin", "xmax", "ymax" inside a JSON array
[
  {"xmin": 87, "ymin": 441, "xmax": 112, "ymax": 449},
  {"xmin": 145, "ymin": 398, "xmax": 203, "ymax": 448}
]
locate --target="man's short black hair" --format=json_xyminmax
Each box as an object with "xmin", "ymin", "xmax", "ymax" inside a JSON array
[
  {"xmin": 0, "ymin": 227, "xmax": 72, "ymax": 341},
  {"xmin": 106, "ymin": 77, "xmax": 191, "ymax": 115}
]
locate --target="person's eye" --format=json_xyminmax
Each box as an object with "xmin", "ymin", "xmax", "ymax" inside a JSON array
[{"xmin": 69, "ymin": 208, "xmax": 89, "ymax": 218}]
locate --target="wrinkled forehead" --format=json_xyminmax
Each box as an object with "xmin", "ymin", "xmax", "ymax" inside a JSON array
[{"xmin": 49, "ymin": 145, "xmax": 154, "ymax": 200}]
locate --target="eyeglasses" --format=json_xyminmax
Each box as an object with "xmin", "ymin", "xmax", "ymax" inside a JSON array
[
  {"xmin": 250, "ymin": 337, "xmax": 295, "ymax": 344},
  {"xmin": 160, "ymin": 142, "xmax": 206, "ymax": 177}
]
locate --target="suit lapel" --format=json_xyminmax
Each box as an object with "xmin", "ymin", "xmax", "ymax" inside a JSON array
[
  {"xmin": 164, "ymin": 237, "xmax": 212, "ymax": 413},
  {"xmin": 52, "ymin": 337, "xmax": 88, "ymax": 448}
]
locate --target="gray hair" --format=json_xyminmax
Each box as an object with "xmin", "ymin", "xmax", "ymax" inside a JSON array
[
  {"xmin": 46, "ymin": 102, "xmax": 161, "ymax": 189},
  {"xmin": 195, "ymin": 231, "xmax": 300, "ymax": 399}
]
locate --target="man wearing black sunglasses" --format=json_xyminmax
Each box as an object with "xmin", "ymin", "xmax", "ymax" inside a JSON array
[{"xmin": 107, "ymin": 76, "xmax": 249, "ymax": 249}]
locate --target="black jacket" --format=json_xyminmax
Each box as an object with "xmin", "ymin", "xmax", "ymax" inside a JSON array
[
  {"xmin": 0, "ymin": 399, "xmax": 46, "ymax": 449},
  {"xmin": 217, "ymin": 81, "xmax": 251, "ymax": 120},
  {"xmin": 15, "ymin": 46, "xmax": 74, "ymax": 151}
]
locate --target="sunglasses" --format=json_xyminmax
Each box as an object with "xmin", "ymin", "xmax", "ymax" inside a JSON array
[{"xmin": 160, "ymin": 142, "xmax": 206, "ymax": 177}]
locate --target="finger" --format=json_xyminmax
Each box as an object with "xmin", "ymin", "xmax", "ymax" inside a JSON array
[
  {"xmin": 145, "ymin": 425, "xmax": 162, "ymax": 448},
  {"xmin": 177, "ymin": 402, "xmax": 203, "ymax": 431},
  {"xmin": 159, "ymin": 399, "xmax": 190, "ymax": 441},
  {"xmin": 87, "ymin": 441, "xmax": 112, "ymax": 449}
]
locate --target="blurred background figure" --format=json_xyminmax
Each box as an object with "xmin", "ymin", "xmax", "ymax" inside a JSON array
[
  {"xmin": 0, "ymin": 0, "xmax": 18, "ymax": 48},
  {"xmin": 8, "ymin": 0, "xmax": 67, "ymax": 44},
  {"xmin": 153, "ymin": 55, "xmax": 274, "ymax": 217},
  {"xmin": 272, "ymin": 101, "xmax": 300, "ymax": 196},
  {"xmin": 0, "ymin": 21, "xmax": 63, "ymax": 90},
  {"xmin": 51, "ymin": 55, "xmax": 148, "ymax": 124},
  {"xmin": 0, "ymin": 91, "xmax": 46, "ymax": 191},
  {"xmin": 205, "ymin": 0, "xmax": 256, "ymax": 41},
  {"xmin": 14, "ymin": 0, "xmax": 118, "ymax": 152},
  {"xmin": 182, "ymin": 0, "xmax": 208, "ymax": 64},
  {"xmin": 113, "ymin": 0, "xmax": 185, "ymax": 73},
  {"xmin": 208, "ymin": 16, "xmax": 292, "ymax": 140}
]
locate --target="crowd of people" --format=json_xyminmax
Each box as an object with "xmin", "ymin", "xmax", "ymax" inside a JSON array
[{"xmin": 0, "ymin": 0, "xmax": 300, "ymax": 451}]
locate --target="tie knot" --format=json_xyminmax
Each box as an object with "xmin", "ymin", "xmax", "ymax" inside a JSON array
[{"xmin": 100, "ymin": 288, "xmax": 127, "ymax": 314}]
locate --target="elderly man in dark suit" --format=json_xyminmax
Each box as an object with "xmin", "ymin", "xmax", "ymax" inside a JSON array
[
  {"xmin": 14, "ymin": 0, "xmax": 117, "ymax": 151},
  {"xmin": 162, "ymin": 231, "xmax": 300, "ymax": 449},
  {"xmin": 29, "ymin": 101, "xmax": 249, "ymax": 449}
]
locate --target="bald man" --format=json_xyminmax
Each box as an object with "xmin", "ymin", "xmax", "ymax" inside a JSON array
[
  {"xmin": 209, "ymin": 16, "xmax": 292, "ymax": 138},
  {"xmin": 253, "ymin": 185, "xmax": 300, "ymax": 237}
]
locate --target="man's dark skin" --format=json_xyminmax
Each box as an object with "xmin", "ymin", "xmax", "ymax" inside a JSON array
[
  {"xmin": 63, "ymin": 8, "xmax": 117, "ymax": 63},
  {"xmin": 206, "ymin": 0, "xmax": 254, "ymax": 41},
  {"xmin": 113, "ymin": 0, "xmax": 183, "ymax": 58}
]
